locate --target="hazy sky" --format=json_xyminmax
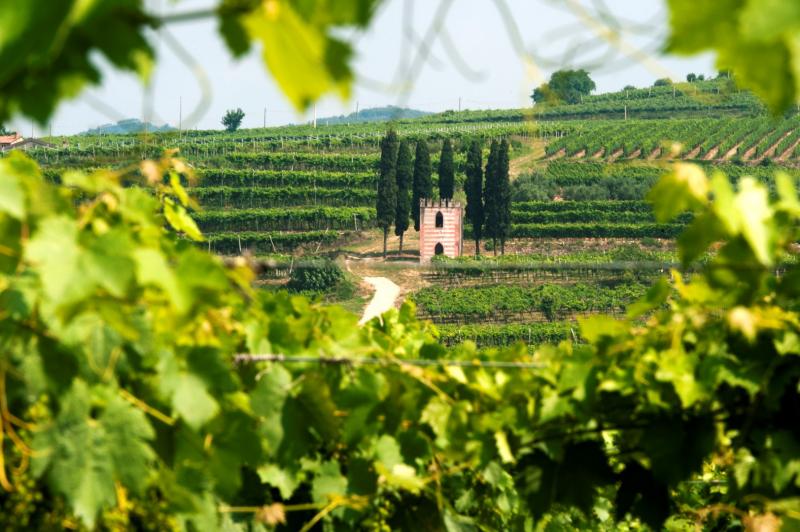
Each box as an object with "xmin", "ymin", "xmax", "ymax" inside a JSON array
[{"xmin": 12, "ymin": 0, "xmax": 717, "ymax": 136}]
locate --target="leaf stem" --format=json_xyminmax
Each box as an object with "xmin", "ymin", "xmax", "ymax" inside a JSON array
[{"xmin": 118, "ymin": 389, "xmax": 175, "ymax": 426}]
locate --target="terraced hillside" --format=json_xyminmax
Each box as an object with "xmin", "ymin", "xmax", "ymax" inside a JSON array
[{"xmin": 14, "ymin": 89, "xmax": 800, "ymax": 347}]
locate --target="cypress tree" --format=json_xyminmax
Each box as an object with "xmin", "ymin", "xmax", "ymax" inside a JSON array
[
  {"xmin": 394, "ymin": 140, "xmax": 413, "ymax": 252},
  {"xmin": 411, "ymin": 140, "xmax": 432, "ymax": 231},
  {"xmin": 483, "ymin": 140, "xmax": 500, "ymax": 255},
  {"xmin": 464, "ymin": 139, "xmax": 484, "ymax": 256},
  {"xmin": 376, "ymin": 130, "xmax": 399, "ymax": 258},
  {"xmin": 438, "ymin": 138, "xmax": 455, "ymax": 199},
  {"xmin": 497, "ymin": 139, "xmax": 512, "ymax": 254}
]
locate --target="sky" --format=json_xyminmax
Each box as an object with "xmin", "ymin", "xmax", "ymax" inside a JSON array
[{"xmin": 10, "ymin": 0, "xmax": 717, "ymax": 136}]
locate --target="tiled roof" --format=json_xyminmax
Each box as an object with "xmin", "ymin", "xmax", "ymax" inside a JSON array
[{"xmin": 0, "ymin": 134, "xmax": 22, "ymax": 145}]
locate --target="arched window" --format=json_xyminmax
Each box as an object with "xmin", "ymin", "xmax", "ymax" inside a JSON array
[
  {"xmin": 435, "ymin": 211, "xmax": 444, "ymax": 228},
  {"xmin": 434, "ymin": 243, "xmax": 444, "ymax": 255}
]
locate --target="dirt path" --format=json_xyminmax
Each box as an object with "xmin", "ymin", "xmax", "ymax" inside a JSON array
[{"xmin": 358, "ymin": 276, "xmax": 401, "ymax": 325}]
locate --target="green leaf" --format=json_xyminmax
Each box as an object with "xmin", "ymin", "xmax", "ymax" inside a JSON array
[
  {"xmin": 494, "ymin": 431, "xmax": 515, "ymax": 464},
  {"xmin": 734, "ymin": 177, "xmax": 774, "ymax": 265},
  {"xmin": 709, "ymin": 171, "xmax": 739, "ymax": 234},
  {"xmin": 654, "ymin": 348, "xmax": 706, "ymax": 407},
  {"xmin": 242, "ymin": 2, "xmax": 351, "ymax": 110},
  {"xmin": 0, "ymin": 156, "xmax": 27, "ymax": 218},
  {"xmin": 311, "ymin": 460, "xmax": 347, "ymax": 504},
  {"xmin": 82, "ymin": 229, "xmax": 136, "ymax": 298},
  {"xmin": 0, "ymin": 0, "xmax": 154, "ymax": 124},
  {"xmin": 133, "ymin": 248, "xmax": 190, "ymax": 313},
  {"xmin": 421, "ymin": 396, "xmax": 452, "ymax": 447},
  {"xmin": 376, "ymin": 462, "xmax": 425, "ymax": 493},
  {"xmin": 33, "ymin": 381, "xmax": 115, "ymax": 528},
  {"xmin": 258, "ymin": 464, "xmax": 300, "ymax": 499},
  {"xmin": 775, "ymin": 172, "xmax": 800, "ymax": 214},
  {"xmin": 740, "ymin": 0, "xmax": 800, "ymax": 42},
  {"xmin": 373, "ymin": 435, "xmax": 404, "ymax": 469},
  {"xmin": 443, "ymin": 508, "xmax": 478, "ymax": 532},
  {"xmin": 100, "ymin": 393, "xmax": 155, "ymax": 495},
  {"xmin": 677, "ymin": 212, "xmax": 724, "ymax": 265},
  {"xmin": 24, "ymin": 215, "xmax": 89, "ymax": 305},
  {"xmin": 578, "ymin": 315, "xmax": 627, "ymax": 344},
  {"xmin": 297, "ymin": 373, "xmax": 340, "ymax": 443},
  {"xmin": 164, "ymin": 197, "xmax": 203, "ymax": 241},
  {"xmin": 646, "ymin": 163, "xmax": 708, "ymax": 222},
  {"xmin": 173, "ymin": 373, "xmax": 220, "ymax": 430},
  {"xmin": 627, "ymin": 277, "xmax": 671, "ymax": 318},
  {"xmin": 667, "ymin": 0, "xmax": 800, "ymax": 113}
]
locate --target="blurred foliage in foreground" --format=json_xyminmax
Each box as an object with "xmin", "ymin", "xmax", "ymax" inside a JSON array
[
  {"xmin": 0, "ymin": 154, "xmax": 799, "ymax": 530},
  {"xmin": 2, "ymin": 0, "xmax": 800, "ymax": 126}
]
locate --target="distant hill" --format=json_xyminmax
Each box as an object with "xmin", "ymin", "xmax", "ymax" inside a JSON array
[
  {"xmin": 316, "ymin": 106, "xmax": 431, "ymax": 125},
  {"xmin": 530, "ymin": 79, "xmax": 766, "ymax": 120},
  {"xmin": 81, "ymin": 119, "xmax": 175, "ymax": 135}
]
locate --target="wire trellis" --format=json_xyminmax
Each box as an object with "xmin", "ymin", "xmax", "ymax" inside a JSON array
[{"xmin": 234, "ymin": 353, "xmax": 547, "ymax": 369}]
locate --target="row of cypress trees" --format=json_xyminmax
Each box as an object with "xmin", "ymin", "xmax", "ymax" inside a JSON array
[
  {"xmin": 376, "ymin": 131, "xmax": 457, "ymax": 257},
  {"xmin": 376, "ymin": 132, "xmax": 509, "ymax": 257},
  {"xmin": 466, "ymin": 138, "xmax": 512, "ymax": 255}
]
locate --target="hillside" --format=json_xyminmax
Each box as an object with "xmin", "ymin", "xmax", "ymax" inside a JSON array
[
  {"xmin": 81, "ymin": 118, "xmax": 175, "ymax": 135},
  {"xmin": 316, "ymin": 105, "xmax": 431, "ymax": 125},
  {"xmin": 21, "ymin": 81, "xmax": 800, "ymax": 349}
]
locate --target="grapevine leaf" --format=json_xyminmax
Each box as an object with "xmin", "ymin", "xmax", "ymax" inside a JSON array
[
  {"xmin": 734, "ymin": 177, "xmax": 774, "ymax": 265},
  {"xmin": 311, "ymin": 460, "xmax": 348, "ymax": 504},
  {"xmin": 81, "ymin": 229, "xmax": 136, "ymax": 298},
  {"xmin": 677, "ymin": 212, "xmax": 725, "ymax": 266},
  {"xmin": 133, "ymin": 248, "xmax": 190, "ymax": 313},
  {"xmin": 443, "ymin": 508, "xmax": 479, "ymax": 532},
  {"xmin": 421, "ymin": 396, "xmax": 452, "ymax": 447},
  {"xmin": 164, "ymin": 197, "xmax": 204, "ymax": 241},
  {"xmin": 494, "ymin": 431, "xmax": 515, "ymax": 464},
  {"xmin": 100, "ymin": 393, "xmax": 155, "ymax": 495},
  {"xmin": 373, "ymin": 435, "xmax": 404, "ymax": 469},
  {"xmin": 0, "ymin": 0, "xmax": 155, "ymax": 123},
  {"xmin": 578, "ymin": 315, "xmax": 627, "ymax": 344},
  {"xmin": 242, "ymin": 2, "xmax": 351, "ymax": 110},
  {"xmin": 0, "ymin": 157, "xmax": 26, "ymax": 219},
  {"xmin": 298, "ymin": 372, "xmax": 340, "ymax": 444},
  {"xmin": 646, "ymin": 163, "xmax": 708, "ymax": 222},
  {"xmin": 24, "ymin": 215, "xmax": 89, "ymax": 305},
  {"xmin": 33, "ymin": 381, "xmax": 116, "ymax": 528},
  {"xmin": 258, "ymin": 464, "xmax": 301, "ymax": 499},
  {"xmin": 654, "ymin": 348, "xmax": 706, "ymax": 407},
  {"xmin": 667, "ymin": 0, "xmax": 800, "ymax": 113},
  {"xmin": 775, "ymin": 172, "xmax": 800, "ymax": 214},
  {"xmin": 376, "ymin": 463, "xmax": 425, "ymax": 493},
  {"xmin": 173, "ymin": 373, "xmax": 220, "ymax": 430}
]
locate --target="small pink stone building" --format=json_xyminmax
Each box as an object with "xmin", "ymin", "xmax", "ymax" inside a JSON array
[{"xmin": 419, "ymin": 199, "xmax": 463, "ymax": 263}]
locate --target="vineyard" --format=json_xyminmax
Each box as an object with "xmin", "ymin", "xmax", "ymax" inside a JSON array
[
  {"xmin": 15, "ymin": 98, "xmax": 800, "ymax": 348},
  {"xmin": 4, "ymin": 1, "xmax": 800, "ymax": 529}
]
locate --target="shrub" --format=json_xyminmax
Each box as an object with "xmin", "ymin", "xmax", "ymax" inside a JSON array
[{"xmin": 287, "ymin": 259, "xmax": 344, "ymax": 292}]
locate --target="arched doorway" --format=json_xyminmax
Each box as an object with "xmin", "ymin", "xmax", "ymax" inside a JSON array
[
  {"xmin": 435, "ymin": 211, "xmax": 444, "ymax": 228},
  {"xmin": 434, "ymin": 243, "xmax": 444, "ymax": 255}
]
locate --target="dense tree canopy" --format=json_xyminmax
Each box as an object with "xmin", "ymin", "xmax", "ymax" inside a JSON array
[
  {"xmin": 464, "ymin": 139, "xmax": 484, "ymax": 255},
  {"xmin": 221, "ymin": 108, "xmax": 245, "ymax": 132},
  {"xmin": 412, "ymin": 140, "xmax": 433, "ymax": 231},
  {"xmin": 532, "ymin": 69, "xmax": 596, "ymax": 104},
  {"xmin": 437, "ymin": 138, "xmax": 455, "ymax": 199},
  {"xmin": 376, "ymin": 129, "xmax": 399, "ymax": 257},
  {"xmin": 394, "ymin": 139, "xmax": 413, "ymax": 251}
]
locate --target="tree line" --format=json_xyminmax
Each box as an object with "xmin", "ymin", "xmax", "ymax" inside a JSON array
[{"xmin": 375, "ymin": 131, "xmax": 511, "ymax": 257}]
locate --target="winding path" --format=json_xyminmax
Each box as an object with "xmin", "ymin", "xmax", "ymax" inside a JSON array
[{"xmin": 359, "ymin": 276, "xmax": 401, "ymax": 325}]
